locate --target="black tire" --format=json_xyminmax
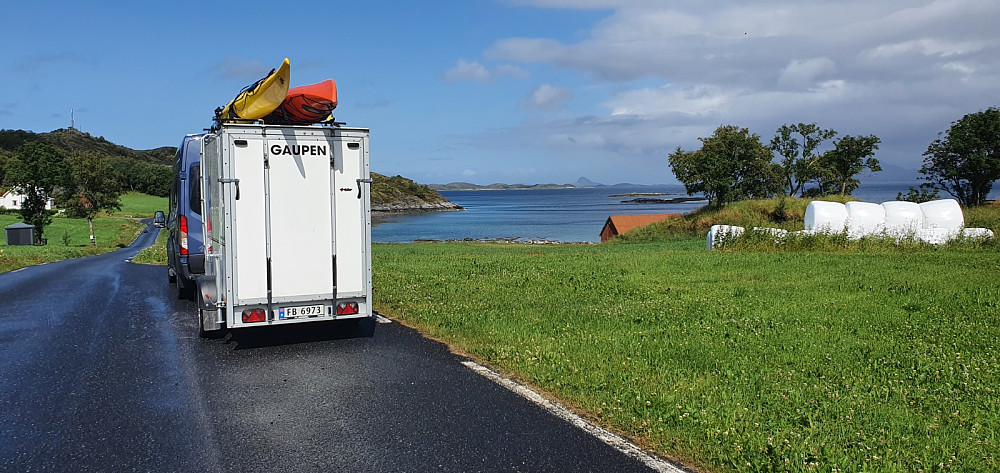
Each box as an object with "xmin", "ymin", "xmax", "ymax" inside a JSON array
[{"xmin": 177, "ymin": 279, "xmax": 194, "ymax": 300}]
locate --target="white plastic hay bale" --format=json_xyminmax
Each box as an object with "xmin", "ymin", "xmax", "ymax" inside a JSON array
[
  {"xmin": 916, "ymin": 228, "xmax": 953, "ymax": 245},
  {"xmin": 961, "ymin": 228, "xmax": 995, "ymax": 240},
  {"xmin": 804, "ymin": 201, "xmax": 848, "ymax": 234},
  {"xmin": 919, "ymin": 199, "xmax": 964, "ymax": 234},
  {"xmin": 706, "ymin": 225, "xmax": 744, "ymax": 250},
  {"xmin": 752, "ymin": 227, "xmax": 789, "ymax": 238},
  {"xmin": 752, "ymin": 227, "xmax": 789, "ymax": 243},
  {"xmin": 845, "ymin": 201, "xmax": 885, "ymax": 239},
  {"xmin": 882, "ymin": 201, "xmax": 922, "ymax": 237}
]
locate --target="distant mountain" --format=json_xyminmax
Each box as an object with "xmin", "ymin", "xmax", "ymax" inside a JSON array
[
  {"xmin": 575, "ymin": 177, "xmax": 604, "ymax": 187},
  {"xmin": 860, "ymin": 162, "xmax": 920, "ymax": 183},
  {"xmin": 429, "ymin": 182, "xmax": 576, "ymax": 191}
]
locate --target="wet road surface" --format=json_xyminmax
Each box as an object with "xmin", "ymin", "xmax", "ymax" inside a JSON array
[{"xmin": 0, "ymin": 222, "xmax": 665, "ymax": 472}]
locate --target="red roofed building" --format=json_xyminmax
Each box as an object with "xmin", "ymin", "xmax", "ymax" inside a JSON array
[{"xmin": 600, "ymin": 213, "xmax": 681, "ymax": 242}]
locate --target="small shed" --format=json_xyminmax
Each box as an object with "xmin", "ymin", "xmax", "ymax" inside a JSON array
[
  {"xmin": 5, "ymin": 222, "xmax": 35, "ymax": 246},
  {"xmin": 600, "ymin": 213, "xmax": 680, "ymax": 242}
]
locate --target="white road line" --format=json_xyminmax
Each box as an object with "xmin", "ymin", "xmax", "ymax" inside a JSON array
[{"xmin": 460, "ymin": 360, "xmax": 688, "ymax": 473}]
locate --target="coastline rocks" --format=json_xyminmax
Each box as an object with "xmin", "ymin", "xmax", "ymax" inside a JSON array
[{"xmin": 372, "ymin": 199, "xmax": 464, "ymax": 213}]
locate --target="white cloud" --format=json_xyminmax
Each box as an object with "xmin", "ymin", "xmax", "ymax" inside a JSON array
[
  {"xmin": 443, "ymin": 59, "xmax": 530, "ymax": 83},
  {"xmin": 526, "ymin": 84, "xmax": 573, "ymax": 109},
  {"xmin": 778, "ymin": 57, "xmax": 836, "ymax": 88},
  {"xmin": 475, "ymin": 0, "xmax": 1000, "ymax": 172},
  {"xmin": 863, "ymin": 38, "xmax": 992, "ymax": 59},
  {"xmin": 444, "ymin": 59, "xmax": 492, "ymax": 84},
  {"xmin": 462, "ymin": 169, "xmax": 478, "ymax": 177}
]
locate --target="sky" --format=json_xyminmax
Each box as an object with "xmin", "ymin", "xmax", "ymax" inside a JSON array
[{"xmin": 1, "ymin": 0, "xmax": 997, "ymax": 186}]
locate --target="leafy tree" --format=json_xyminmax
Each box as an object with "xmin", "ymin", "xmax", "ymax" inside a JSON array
[
  {"xmin": 0, "ymin": 149, "xmax": 10, "ymax": 187},
  {"xmin": 915, "ymin": 107, "xmax": 1000, "ymax": 207},
  {"xmin": 814, "ymin": 134, "xmax": 882, "ymax": 196},
  {"xmin": 109, "ymin": 157, "xmax": 171, "ymax": 197},
  {"xmin": 669, "ymin": 125, "xmax": 781, "ymax": 208},
  {"xmin": 8, "ymin": 142, "xmax": 70, "ymax": 244},
  {"xmin": 770, "ymin": 123, "xmax": 837, "ymax": 196},
  {"xmin": 896, "ymin": 186, "xmax": 939, "ymax": 203},
  {"xmin": 62, "ymin": 152, "xmax": 124, "ymax": 245}
]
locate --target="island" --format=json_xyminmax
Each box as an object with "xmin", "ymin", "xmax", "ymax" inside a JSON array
[{"xmin": 371, "ymin": 173, "xmax": 464, "ymax": 213}]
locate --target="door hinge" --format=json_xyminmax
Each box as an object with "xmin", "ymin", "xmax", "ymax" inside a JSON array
[
  {"xmin": 219, "ymin": 178, "xmax": 241, "ymax": 200},
  {"xmin": 356, "ymin": 178, "xmax": 373, "ymax": 199}
]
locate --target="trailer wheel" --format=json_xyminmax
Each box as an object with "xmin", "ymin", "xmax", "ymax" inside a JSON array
[{"xmin": 177, "ymin": 280, "xmax": 194, "ymax": 300}]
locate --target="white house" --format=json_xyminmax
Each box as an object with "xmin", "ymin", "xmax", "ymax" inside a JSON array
[{"xmin": 0, "ymin": 188, "xmax": 55, "ymax": 210}]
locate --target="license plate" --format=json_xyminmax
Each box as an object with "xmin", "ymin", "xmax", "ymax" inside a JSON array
[{"xmin": 278, "ymin": 304, "xmax": 326, "ymax": 319}]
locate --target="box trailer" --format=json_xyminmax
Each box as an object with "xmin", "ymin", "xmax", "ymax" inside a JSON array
[{"xmin": 195, "ymin": 123, "xmax": 372, "ymax": 336}]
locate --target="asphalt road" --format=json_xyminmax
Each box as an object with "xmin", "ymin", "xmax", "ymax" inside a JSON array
[{"xmin": 0, "ymin": 221, "xmax": 664, "ymax": 472}]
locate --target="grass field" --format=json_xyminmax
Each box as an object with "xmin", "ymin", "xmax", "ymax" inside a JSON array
[
  {"xmin": 116, "ymin": 192, "xmax": 168, "ymax": 218},
  {"xmin": 373, "ymin": 240, "xmax": 1000, "ymax": 472},
  {"xmin": 0, "ymin": 192, "xmax": 161, "ymax": 272}
]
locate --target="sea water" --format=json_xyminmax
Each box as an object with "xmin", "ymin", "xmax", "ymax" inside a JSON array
[{"xmin": 371, "ymin": 183, "xmax": 997, "ymax": 243}]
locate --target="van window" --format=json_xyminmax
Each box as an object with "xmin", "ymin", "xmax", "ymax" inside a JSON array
[{"xmin": 190, "ymin": 164, "xmax": 202, "ymax": 216}]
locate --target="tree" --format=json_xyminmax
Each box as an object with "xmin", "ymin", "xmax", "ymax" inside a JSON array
[
  {"xmin": 669, "ymin": 125, "xmax": 781, "ymax": 208},
  {"xmin": 916, "ymin": 107, "xmax": 1000, "ymax": 207},
  {"xmin": 0, "ymin": 149, "xmax": 10, "ymax": 187},
  {"xmin": 770, "ymin": 123, "xmax": 837, "ymax": 196},
  {"xmin": 109, "ymin": 157, "xmax": 171, "ymax": 197},
  {"xmin": 7, "ymin": 142, "xmax": 69, "ymax": 244},
  {"xmin": 62, "ymin": 152, "xmax": 124, "ymax": 245},
  {"xmin": 814, "ymin": 134, "xmax": 882, "ymax": 196}
]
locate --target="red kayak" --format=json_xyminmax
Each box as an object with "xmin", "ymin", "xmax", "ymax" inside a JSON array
[{"xmin": 264, "ymin": 79, "xmax": 338, "ymax": 124}]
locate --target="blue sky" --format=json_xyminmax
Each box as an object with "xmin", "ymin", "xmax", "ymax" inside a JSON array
[{"xmin": 2, "ymin": 1, "xmax": 998, "ymax": 185}]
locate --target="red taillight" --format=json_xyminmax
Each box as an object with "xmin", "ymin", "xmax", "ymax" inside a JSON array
[
  {"xmin": 336, "ymin": 302, "xmax": 359, "ymax": 315},
  {"xmin": 241, "ymin": 308, "xmax": 267, "ymax": 323},
  {"xmin": 179, "ymin": 214, "xmax": 189, "ymax": 256}
]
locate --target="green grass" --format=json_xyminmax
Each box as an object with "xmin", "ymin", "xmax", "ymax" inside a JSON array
[
  {"xmin": 0, "ymin": 212, "xmax": 144, "ymax": 273},
  {"xmin": 116, "ymin": 192, "xmax": 168, "ymax": 218},
  {"xmin": 132, "ymin": 228, "xmax": 167, "ymax": 265},
  {"xmin": 373, "ymin": 241, "xmax": 1000, "ymax": 472},
  {"xmin": 0, "ymin": 192, "xmax": 166, "ymax": 272}
]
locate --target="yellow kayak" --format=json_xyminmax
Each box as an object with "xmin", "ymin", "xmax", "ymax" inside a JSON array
[{"xmin": 216, "ymin": 58, "xmax": 291, "ymax": 120}]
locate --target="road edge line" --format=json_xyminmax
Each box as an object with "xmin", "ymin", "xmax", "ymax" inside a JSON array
[{"xmin": 460, "ymin": 360, "xmax": 688, "ymax": 473}]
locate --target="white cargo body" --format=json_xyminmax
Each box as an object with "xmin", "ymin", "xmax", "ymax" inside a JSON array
[{"xmin": 196, "ymin": 123, "xmax": 372, "ymax": 334}]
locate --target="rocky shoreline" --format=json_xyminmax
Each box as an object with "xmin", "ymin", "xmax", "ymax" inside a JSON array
[{"xmin": 372, "ymin": 199, "xmax": 464, "ymax": 213}]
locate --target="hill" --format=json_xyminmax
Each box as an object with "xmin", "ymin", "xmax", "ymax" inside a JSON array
[
  {"xmin": 372, "ymin": 174, "xmax": 463, "ymax": 212},
  {"xmin": 0, "ymin": 128, "xmax": 175, "ymax": 165},
  {"xmin": 0, "ymin": 127, "xmax": 458, "ymax": 211}
]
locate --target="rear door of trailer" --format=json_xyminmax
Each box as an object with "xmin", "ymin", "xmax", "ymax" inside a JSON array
[
  {"xmin": 217, "ymin": 126, "xmax": 369, "ymax": 327},
  {"xmin": 330, "ymin": 129, "xmax": 372, "ymax": 318}
]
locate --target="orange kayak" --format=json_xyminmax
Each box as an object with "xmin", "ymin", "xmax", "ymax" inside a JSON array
[{"xmin": 264, "ymin": 79, "xmax": 338, "ymax": 125}]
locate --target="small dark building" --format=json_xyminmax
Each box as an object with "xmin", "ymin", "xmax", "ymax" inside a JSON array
[{"xmin": 5, "ymin": 222, "xmax": 35, "ymax": 246}]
